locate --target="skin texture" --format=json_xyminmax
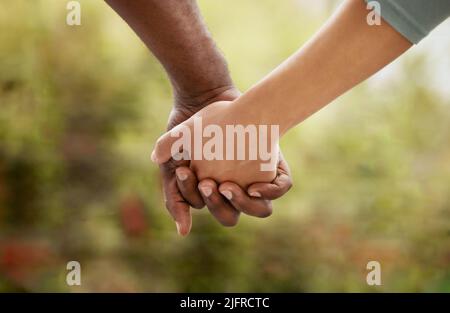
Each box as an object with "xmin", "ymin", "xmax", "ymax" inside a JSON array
[
  {"xmin": 152, "ymin": 0, "xmax": 413, "ymax": 197},
  {"xmin": 232, "ymin": 0, "xmax": 413, "ymax": 134},
  {"xmin": 152, "ymin": 101, "xmax": 279, "ymax": 188},
  {"xmin": 105, "ymin": 0, "xmax": 292, "ymax": 235}
]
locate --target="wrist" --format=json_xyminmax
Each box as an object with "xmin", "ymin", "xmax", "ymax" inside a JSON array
[
  {"xmin": 230, "ymin": 90, "xmax": 291, "ymax": 137},
  {"xmin": 174, "ymin": 84, "xmax": 240, "ymax": 112},
  {"xmin": 169, "ymin": 49, "xmax": 237, "ymax": 109}
]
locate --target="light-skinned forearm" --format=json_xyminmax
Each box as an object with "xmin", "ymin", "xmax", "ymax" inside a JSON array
[{"xmin": 233, "ymin": 0, "xmax": 412, "ymax": 135}]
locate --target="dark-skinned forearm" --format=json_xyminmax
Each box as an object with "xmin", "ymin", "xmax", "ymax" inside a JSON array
[{"xmin": 105, "ymin": 0, "xmax": 234, "ymax": 103}]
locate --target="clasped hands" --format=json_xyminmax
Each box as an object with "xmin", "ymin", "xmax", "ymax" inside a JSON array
[
  {"xmin": 151, "ymin": 86, "xmax": 292, "ymax": 236},
  {"xmin": 107, "ymin": 0, "xmax": 415, "ymax": 237}
]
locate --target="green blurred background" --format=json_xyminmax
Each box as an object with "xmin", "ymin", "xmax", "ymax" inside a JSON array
[{"xmin": 0, "ymin": 0, "xmax": 449, "ymax": 292}]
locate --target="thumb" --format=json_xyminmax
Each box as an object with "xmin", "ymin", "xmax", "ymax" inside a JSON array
[{"xmin": 151, "ymin": 122, "xmax": 191, "ymax": 165}]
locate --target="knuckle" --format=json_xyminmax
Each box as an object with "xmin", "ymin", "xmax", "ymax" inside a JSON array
[
  {"xmin": 164, "ymin": 200, "xmax": 176, "ymax": 218},
  {"xmin": 285, "ymin": 179, "xmax": 293, "ymax": 191},
  {"xmin": 219, "ymin": 216, "xmax": 239, "ymax": 227},
  {"xmin": 256, "ymin": 207, "xmax": 272, "ymax": 218},
  {"xmin": 211, "ymin": 208, "xmax": 239, "ymax": 227},
  {"xmin": 164, "ymin": 199, "xmax": 175, "ymax": 213},
  {"xmin": 155, "ymin": 137, "xmax": 164, "ymax": 150},
  {"xmin": 191, "ymin": 201, "xmax": 205, "ymax": 209}
]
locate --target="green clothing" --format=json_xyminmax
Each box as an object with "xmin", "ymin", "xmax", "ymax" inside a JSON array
[{"xmin": 365, "ymin": 0, "xmax": 450, "ymax": 43}]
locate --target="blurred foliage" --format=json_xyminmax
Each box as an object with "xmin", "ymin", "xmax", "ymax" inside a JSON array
[{"xmin": 0, "ymin": 0, "xmax": 449, "ymax": 292}]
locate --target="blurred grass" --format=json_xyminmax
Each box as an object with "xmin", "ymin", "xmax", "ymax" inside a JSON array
[{"xmin": 0, "ymin": 0, "xmax": 449, "ymax": 292}]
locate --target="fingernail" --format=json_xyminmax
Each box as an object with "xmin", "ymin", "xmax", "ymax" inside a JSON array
[
  {"xmin": 175, "ymin": 221, "xmax": 182, "ymax": 236},
  {"xmin": 176, "ymin": 171, "xmax": 188, "ymax": 181},
  {"xmin": 151, "ymin": 150, "xmax": 158, "ymax": 163},
  {"xmin": 250, "ymin": 191, "xmax": 261, "ymax": 198},
  {"xmin": 200, "ymin": 186, "xmax": 212, "ymax": 197},
  {"xmin": 220, "ymin": 190, "xmax": 233, "ymax": 200}
]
